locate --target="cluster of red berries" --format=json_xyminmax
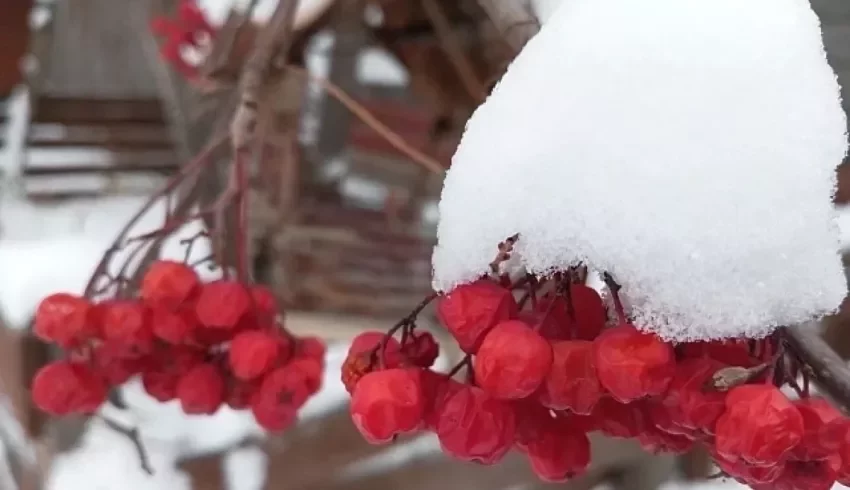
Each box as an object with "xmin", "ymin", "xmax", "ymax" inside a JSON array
[
  {"xmin": 345, "ymin": 277, "xmax": 850, "ymax": 489},
  {"xmin": 31, "ymin": 259, "xmax": 325, "ymax": 432},
  {"xmin": 150, "ymin": 0, "xmax": 215, "ymax": 79}
]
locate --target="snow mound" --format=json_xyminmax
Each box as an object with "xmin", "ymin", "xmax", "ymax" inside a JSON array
[{"xmin": 432, "ymin": 0, "xmax": 848, "ymax": 341}]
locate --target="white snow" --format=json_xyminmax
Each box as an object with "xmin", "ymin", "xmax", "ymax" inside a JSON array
[
  {"xmin": 199, "ymin": 0, "xmax": 334, "ymax": 31},
  {"xmin": 432, "ymin": 0, "xmax": 849, "ymax": 341}
]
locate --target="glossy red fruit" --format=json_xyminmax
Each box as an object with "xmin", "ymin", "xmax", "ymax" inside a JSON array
[
  {"xmin": 176, "ymin": 363, "xmax": 225, "ymax": 415},
  {"xmin": 593, "ymin": 325, "xmax": 675, "ymax": 403},
  {"xmin": 351, "ymin": 369, "xmax": 425, "ymax": 444},
  {"xmin": 195, "ymin": 280, "xmax": 251, "ymax": 329},
  {"xmin": 792, "ymin": 397, "xmax": 843, "ymax": 461},
  {"xmin": 535, "ymin": 286, "xmax": 607, "ymax": 341},
  {"xmin": 679, "ymin": 339, "xmax": 756, "ymax": 367},
  {"xmin": 638, "ymin": 425, "xmax": 694, "ymax": 455},
  {"xmin": 341, "ymin": 332, "xmax": 402, "ymax": 394},
  {"xmin": 91, "ymin": 342, "xmax": 148, "ymax": 385},
  {"xmin": 436, "ymin": 385, "xmax": 516, "ymax": 465},
  {"xmin": 526, "ymin": 419, "xmax": 591, "ymax": 482},
  {"xmin": 715, "ymin": 384, "xmax": 804, "ymax": 467},
  {"xmin": 436, "ymin": 280, "xmax": 518, "ymax": 354},
  {"xmin": 251, "ymin": 366, "xmax": 312, "ymax": 431},
  {"xmin": 513, "ymin": 401, "xmax": 556, "ymax": 453},
  {"xmin": 297, "ymin": 336, "xmax": 326, "ymax": 359},
  {"xmin": 228, "ymin": 330, "xmax": 281, "ymax": 380},
  {"xmin": 402, "ymin": 331, "xmax": 440, "ymax": 368},
  {"xmin": 713, "ymin": 451, "xmax": 783, "ymax": 486},
  {"xmin": 32, "ymin": 361, "xmax": 107, "ymax": 415},
  {"xmin": 249, "ymin": 285, "xmax": 278, "ymax": 326},
  {"xmin": 226, "ymin": 379, "xmax": 261, "ymax": 410},
  {"xmin": 753, "ymin": 459, "xmax": 838, "ymax": 490},
  {"xmin": 474, "ymin": 320, "xmax": 553, "ymax": 400},
  {"xmin": 151, "ymin": 307, "xmax": 196, "ymax": 344},
  {"xmin": 142, "ymin": 370, "xmax": 181, "ymax": 402},
  {"xmin": 592, "ymin": 397, "xmax": 647, "ymax": 439},
  {"xmin": 660, "ymin": 358, "xmax": 727, "ymax": 434},
  {"xmin": 100, "ymin": 300, "xmax": 154, "ymax": 352},
  {"xmin": 538, "ymin": 340, "xmax": 602, "ymax": 415},
  {"xmin": 287, "ymin": 357, "xmax": 324, "ymax": 395},
  {"xmin": 34, "ymin": 293, "xmax": 97, "ymax": 347},
  {"xmin": 141, "ymin": 260, "xmax": 200, "ymax": 310},
  {"xmin": 420, "ymin": 370, "xmax": 464, "ymax": 430}
]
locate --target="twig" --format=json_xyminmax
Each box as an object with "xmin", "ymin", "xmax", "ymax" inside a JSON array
[
  {"xmin": 287, "ymin": 66, "xmax": 446, "ymax": 175},
  {"xmin": 784, "ymin": 324, "xmax": 850, "ymax": 413},
  {"xmin": 98, "ymin": 405, "xmax": 153, "ymax": 475}
]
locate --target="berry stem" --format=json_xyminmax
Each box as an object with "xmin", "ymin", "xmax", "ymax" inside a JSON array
[{"xmin": 602, "ymin": 272, "xmax": 627, "ymax": 325}]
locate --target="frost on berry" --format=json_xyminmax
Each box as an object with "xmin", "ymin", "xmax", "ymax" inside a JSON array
[
  {"xmin": 593, "ymin": 325, "xmax": 675, "ymax": 403},
  {"xmin": 341, "ymin": 331, "xmax": 402, "ymax": 393},
  {"xmin": 659, "ymin": 358, "xmax": 727, "ymax": 435},
  {"xmin": 436, "ymin": 280, "xmax": 518, "ymax": 354},
  {"xmin": 34, "ymin": 293, "xmax": 97, "ymax": 348},
  {"xmin": 402, "ymin": 331, "xmax": 440, "ymax": 368},
  {"xmin": 99, "ymin": 300, "xmax": 154, "ymax": 353},
  {"xmin": 715, "ymin": 384, "xmax": 804, "ymax": 467},
  {"xmin": 526, "ymin": 419, "xmax": 591, "ymax": 482},
  {"xmin": 792, "ymin": 397, "xmax": 843, "ymax": 462},
  {"xmin": 252, "ymin": 366, "xmax": 312, "ymax": 431},
  {"xmin": 151, "ymin": 307, "xmax": 197, "ymax": 344},
  {"xmin": 195, "ymin": 280, "xmax": 252, "ymax": 329},
  {"xmin": 538, "ymin": 340, "xmax": 602, "ymax": 415},
  {"xmin": 228, "ymin": 330, "xmax": 281, "ymax": 380},
  {"xmin": 176, "ymin": 363, "xmax": 225, "ymax": 415},
  {"xmin": 141, "ymin": 260, "xmax": 200, "ymax": 310},
  {"xmin": 436, "ymin": 385, "xmax": 516, "ymax": 465},
  {"xmin": 473, "ymin": 320, "xmax": 553, "ymax": 400},
  {"xmin": 350, "ymin": 368, "xmax": 425, "ymax": 444},
  {"xmin": 32, "ymin": 361, "xmax": 107, "ymax": 415}
]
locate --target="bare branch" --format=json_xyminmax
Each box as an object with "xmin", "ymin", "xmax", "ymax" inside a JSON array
[
  {"xmin": 98, "ymin": 404, "xmax": 153, "ymax": 475},
  {"xmin": 784, "ymin": 324, "xmax": 850, "ymax": 413},
  {"xmin": 476, "ymin": 0, "xmax": 540, "ymax": 53}
]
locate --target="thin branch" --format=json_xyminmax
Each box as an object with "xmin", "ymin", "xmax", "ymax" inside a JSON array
[
  {"xmin": 784, "ymin": 324, "xmax": 850, "ymax": 413},
  {"xmin": 288, "ymin": 66, "xmax": 446, "ymax": 175},
  {"xmin": 98, "ymin": 404, "xmax": 153, "ymax": 475}
]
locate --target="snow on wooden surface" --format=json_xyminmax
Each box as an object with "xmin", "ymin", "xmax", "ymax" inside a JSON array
[{"xmin": 432, "ymin": 0, "xmax": 848, "ymax": 341}]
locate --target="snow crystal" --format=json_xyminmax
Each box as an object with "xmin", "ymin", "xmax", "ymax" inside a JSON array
[{"xmin": 432, "ymin": 0, "xmax": 849, "ymax": 341}]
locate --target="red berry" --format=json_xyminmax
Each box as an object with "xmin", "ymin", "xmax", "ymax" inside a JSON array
[
  {"xmin": 757, "ymin": 459, "xmax": 838, "ymax": 490},
  {"xmin": 592, "ymin": 397, "xmax": 647, "ymax": 439},
  {"xmin": 142, "ymin": 370, "xmax": 180, "ymax": 402},
  {"xmin": 420, "ymin": 371, "xmax": 464, "ymax": 431},
  {"xmin": 715, "ymin": 384, "xmax": 804, "ymax": 467},
  {"xmin": 195, "ymin": 280, "xmax": 251, "ymax": 329},
  {"xmin": 34, "ymin": 293, "xmax": 96, "ymax": 347},
  {"xmin": 712, "ymin": 451, "xmax": 784, "ymax": 486},
  {"xmin": 660, "ymin": 358, "xmax": 727, "ymax": 434},
  {"xmin": 100, "ymin": 300, "xmax": 154, "ymax": 352},
  {"xmin": 141, "ymin": 260, "xmax": 200, "ymax": 309},
  {"xmin": 297, "ymin": 336, "xmax": 326, "ymax": 359},
  {"xmin": 226, "ymin": 379, "xmax": 261, "ymax": 409},
  {"xmin": 251, "ymin": 366, "xmax": 311, "ymax": 431},
  {"xmin": 513, "ymin": 401, "xmax": 556, "ymax": 453},
  {"xmin": 436, "ymin": 280, "xmax": 518, "ymax": 354},
  {"xmin": 351, "ymin": 368, "xmax": 424, "ymax": 444},
  {"xmin": 402, "ymin": 331, "xmax": 440, "ymax": 368},
  {"xmin": 792, "ymin": 397, "xmax": 843, "ymax": 461},
  {"xmin": 341, "ymin": 332, "xmax": 402, "ymax": 394},
  {"xmin": 32, "ymin": 361, "xmax": 107, "ymax": 415},
  {"xmin": 249, "ymin": 285, "xmax": 278, "ymax": 325},
  {"xmin": 287, "ymin": 357, "xmax": 324, "ymax": 395},
  {"xmin": 526, "ymin": 419, "xmax": 590, "ymax": 482},
  {"xmin": 473, "ymin": 320, "xmax": 553, "ymax": 400},
  {"xmin": 593, "ymin": 325, "xmax": 675, "ymax": 403},
  {"xmin": 680, "ymin": 339, "xmax": 757, "ymax": 367},
  {"xmin": 176, "ymin": 363, "xmax": 225, "ymax": 415},
  {"xmin": 151, "ymin": 307, "xmax": 196, "ymax": 344},
  {"xmin": 228, "ymin": 330, "xmax": 281, "ymax": 380},
  {"xmin": 91, "ymin": 342, "xmax": 148, "ymax": 385},
  {"xmin": 534, "ymin": 286, "xmax": 607, "ymax": 341},
  {"xmin": 637, "ymin": 425, "xmax": 694, "ymax": 455},
  {"xmin": 538, "ymin": 340, "xmax": 602, "ymax": 415},
  {"xmin": 436, "ymin": 385, "xmax": 516, "ymax": 465}
]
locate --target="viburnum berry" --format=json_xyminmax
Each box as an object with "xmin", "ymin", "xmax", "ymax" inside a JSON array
[
  {"xmin": 713, "ymin": 451, "xmax": 784, "ymax": 486},
  {"xmin": 715, "ymin": 384, "xmax": 804, "ymax": 467},
  {"xmin": 754, "ymin": 459, "xmax": 839, "ymax": 490},
  {"xmin": 34, "ymin": 293, "xmax": 97, "ymax": 348},
  {"xmin": 248, "ymin": 285, "xmax": 278, "ymax": 326},
  {"xmin": 252, "ymin": 366, "xmax": 312, "ymax": 431},
  {"xmin": 592, "ymin": 397, "xmax": 647, "ymax": 439},
  {"xmin": 538, "ymin": 340, "xmax": 602, "ymax": 415},
  {"xmin": 436, "ymin": 385, "xmax": 516, "ymax": 465},
  {"xmin": 350, "ymin": 368, "xmax": 425, "ymax": 444},
  {"xmin": 226, "ymin": 378, "xmax": 261, "ymax": 410},
  {"xmin": 32, "ymin": 361, "xmax": 107, "ymax": 415},
  {"xmin": 420, "ymin": 369, "xmax": 464, "ymax": 430},
  {"xmin": 297, "ymin": 336, "xmax": 326, "ymax": 359},
  {"xmin": 176, "ymin": 363, "xmax": 225, "ymax": 415},
  {"xmin": 436, "ymin": 279, "xmax": 518, "ymax": 354},
  {"xmin": 593, "ymin": 325, "xmax": 675, "ymax": 403},
  {"xmin": 91, "ymin": 341, "xmax": 149, "ymax": 385},
  {"xmin": 792, "ymin": 397, "xmax": 843, "ymax": 462},
  {"xmin": 140, "ymin": 260, "xmax": 200, "ymax": 310},
  {"xmin": 99, "ymin": 300, "xmax": 154, "ymax": 353},
  {"xmin": 195, "ymin": 280, "xmax": 251, "ymax": 329},
  {"xmin": 473, "ymin": 320, "xmax": 553, "ymax": 400},
  {"xmin": 638, "ymin": 423, "xmax": 694, "ymax": 455},
  {"xmin": 660, "ymin": 357, "xmax": 727, "ymax": 434},
  {"xmin": 526, "ymin": 418, "xmax": 591, "ymax": 482},
  {"xmin": 535, "ymin": 285, "xmax": 606, "ymax": 341},
  {"xmin": 151, "ymin": 307, "xmax": 196, "ymax": 344},
  {"xmin": 287, "ymin": 357, "xmax": 324, "ymax": 395},
  {"xmin": 402, "ymin": 331, "xmax": 440, "ymax": 368},
  {"xmin": 142, "ymin": 369, "xmax": 181, "ymax": 402},
  {"xmin": 228, "ymin": 330, "xmax": 281, "ymax": 380},
  {"xmin": 513, "ymin": 400, "xmax": 556, "ymax": 453},
  {"xmin": 341, "ymin": 332, "xmax": 402, "ymax": 394},
  {"xmin": 680, "ymin": 339, "xmax": 757, "ymax": 367}
]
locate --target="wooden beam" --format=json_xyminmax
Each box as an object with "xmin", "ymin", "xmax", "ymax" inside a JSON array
[{"xmin": 31, "ymin": 97, "xmax": 165, "ymax": 124}]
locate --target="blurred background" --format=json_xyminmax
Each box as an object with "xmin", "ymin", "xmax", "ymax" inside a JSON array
[{"xmin": 0, "ymin": 0, "xmax": 849, "ymax": 489}]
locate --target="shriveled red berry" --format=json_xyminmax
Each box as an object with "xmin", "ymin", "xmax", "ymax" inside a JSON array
[
  {"xmin": 792, "ymin": 397, "xmax": 843, "ymax": 461},
  {"xmin": 713, "ymin": 451, "xmax": 783, "ymax": 486},
  {"xmin": 251, "ymin": 366, "xmax": 311, "ymax": 431},
  {"xmin": 473, "ymin": 320, "xmax": 553, "ymax": 400},
  {"xmin": 34, "ymin": 293, "xmax": 96, "ymax": 347},
  {"xmin": 436, "ymin": 280, "xmax": 518, "ymax": 354},
  {"xmin": 141, "ymin": 260, "xmax": 200, "ymax": 310},
  {"xmin": 535, "ymin": 286, "xmax": 607, "ymax": 341},
  {"xmin": 660, "ymin": 357, "xmax": 727, "ymax": 434},
  {"xmin": 593, "ymin": 325, "xmax": 675, "ymax": 403},
  {"xmin": 228, "ymin": 330, "xmax": 281, "ymax": 380},
  {"xmin": 436, "ymin": 385, "xmax": 516, "ymax": 465},
  {"xmin": 100, "ymin": 300, "xmax": 154, "ymax": 352},
  {"xmin": 715, "ymin": 384, "xmax": 804, "ymax": 467},
  {"xmin": 638, "ymin": 425, "xmax": 694, "ymax": 455},
  {"xmin": 195, "ymin": 280, "xmax": 251, "ymax": 329},
  {"xmin": 32, "ymin": 361, "xmax": 107, "ymax": 415},
  {"xmin": 402, "ymin": 331, "xmax": 440, "ymax": 368},
  {"xmin": 151, "ymin": 307, "xmax": 196, "ymax": 344},
  {"xmin": 592, "ymin": 397, "xmax": 647, "ymax": 439},
  {"xmin": 351, "ymin": 368, "xmax": 424, "ymax": 444},
  {"xmin": 526, "ymin": 419, "xmax": 590, "ymax": 482},
  {"xmin": 538, "ymin": 340, "xmax": 602, "ymax": 415},
  {"xmin": 756, "ymin": 460, "xmax": 838, "ymax": 490},
  {"xmin": 176, "ymin": 363, "xmax": 225, "ymax": 415}
]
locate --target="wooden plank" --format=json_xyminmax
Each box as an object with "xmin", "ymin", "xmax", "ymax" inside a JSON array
[
  {"xmin": 27, "ymin": 123, "xmax": 173, "ymax": 149},
  {"xmin": 31, "ymin": 97, "xmax": 165, "ymax": 124},
  {"xmin": 24, "ymin": 172, "xmax": 167, "ymax": 198}
]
